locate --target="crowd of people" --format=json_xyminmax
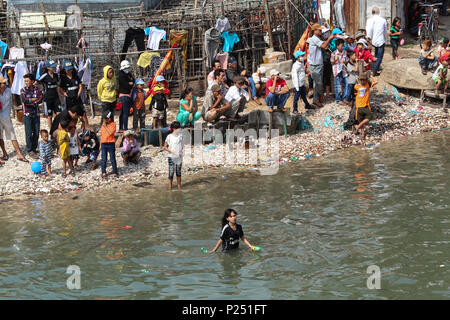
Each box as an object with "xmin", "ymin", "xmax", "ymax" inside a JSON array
[{"xmin": 0, "ymin": 5, "xmax": 448, "ymax": 189}]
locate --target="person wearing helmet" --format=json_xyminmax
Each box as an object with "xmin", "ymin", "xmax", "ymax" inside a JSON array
[{"xmin": 118, "ymin": 60, "xmax": 135, "ymax": 132}]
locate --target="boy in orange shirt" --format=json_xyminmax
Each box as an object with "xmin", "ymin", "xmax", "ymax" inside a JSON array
[
  {"xmin": 99, "ymin": 111, "xmax": 118, "ymax": 178},
  {"xmin": 353, "ymin": 72, "xmax": 377, "ymax": 139}
]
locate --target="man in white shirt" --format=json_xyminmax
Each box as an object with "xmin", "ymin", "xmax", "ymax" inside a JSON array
[
  {"xmin": 225, "ymin": 76, "xmax": 249, "ymax": 119},
  {"xmin": 366, "ymin": 7, "xmax": 387, "ymax": 75}
]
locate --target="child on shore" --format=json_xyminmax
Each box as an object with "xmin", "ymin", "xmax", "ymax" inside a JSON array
[
  {"xmin": 433, "ymin": 55, "xmax": 449, "ymax": 95},
  {"xmin": 68, "ymin": 125, "xmax": 81, "ymax": 170},
  {"xmin": 150, "ymin": 76, "xmax": 169, "ymax": 129},
  {"xmin": 99, "ymin": 111, "xmax": 118, "ymax": 178},
  {"xmin": 355, "ymin": 39, "xmax": 377, "ymax": 71},
  {"xmin": 163, "ymin": 121, "xmax": 183, "ymax": 191},
  {"xmin": 419, "ymin": 40, "xmax": 438, "ymax": 75},
  {"xmin": 344, "ymin": 50, "xmax": 359, "ymax": 105},
  {"xmin": 39, "ymin": 129, "xmax": 53, "ymax": 177},
  {"xmin": 133, "ymin": 78, "xmax": 146, "ymax": 133},
  {"xmin": 79, "ymin": 129, "xmax": 99, "ymax": 170},
  {"xmin": 438, "ymin": 37, "xmax": 449, "ymax": 60},
  {"xmin": 291, "ymin": 50, "xmax": 313, "ymax": 113},
  {"xmin": 353, "ymin": 72, "xmax": 377, "ymax": 139},
  {"xmin": 210, "ymin": 209, "xmax": 257, "ymax": 252},
  {"xmin": 121, "ymin": 130, "xmax": 141, "ymax": 165},
  {"xmin": 388, "ymin": 17, "xmax": 403, "ymax": 60},
  {"xmin": 58, "ymin": 120, "xmax": 75, "ymax": 177},
  {"xmin": 330, "ymin": 39, "xmax": 349, "ymax": 105}
]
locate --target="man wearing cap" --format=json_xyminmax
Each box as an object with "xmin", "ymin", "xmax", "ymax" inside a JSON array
[
  {"xmin": 292, "ymin": 51, "xmax": 313, "ymax": 113},
  {"xmin": 38, "ymin": 59, "xmax": 60, "ymax": 129},
  {"xmin": 20, "ymin": 74, "xmax": 43, "ymax": 159},
  {"xmin": 308, "ymin": 23, "xmax": 336, "ymax": 107},
  {"xmin": 0, "ymin": 76, "xmax": 29, "ymax": 163},
  {"xmin": 59, "ymin": 60, "xmax": 88, "ymax": 130},
  {"xmin": 366, "ymin": 7, "xmax": 387, "ymax": 75},
  {"xmin": 265, "ymin": 69, "xmax": 290, "ymax": 112},
  {"xmin": 224, "ymin": 76, "xmax": 249, "ymax": 118},
  {"xmin": 118, "ymin": 60, "xmax": 135, "ymax": 131},
  {"xmin": 202, "ymin": 83, "xmax": 232, "ymax": 123}
]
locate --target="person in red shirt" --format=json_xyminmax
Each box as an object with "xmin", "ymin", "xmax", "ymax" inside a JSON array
[
  {"xmin": 355, "ymin": 39, "xmax": 377, "ymax": 71},
  {"xmin": 265, "ymin": 69, "xmax": 290, "ymax": 113}
]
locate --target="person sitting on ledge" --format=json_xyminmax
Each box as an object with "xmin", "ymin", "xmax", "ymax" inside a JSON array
[
  {"xmin": 224, "ymin": 76, "xmax": 249, "ymax": 119},
  {"xmin": 202, "ymin": 84, "xmax": 232, "ymax": 123},
  {"xmin": 265, "ymin": 69, "xmax": 290, "ymax": 113}
]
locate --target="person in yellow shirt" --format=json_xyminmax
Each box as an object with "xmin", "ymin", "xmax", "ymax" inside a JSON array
[
  {"xmin": 353, "ymin": 72, "xmax": 377, "ymax": 139},
  {"xmin": 99, "ymin": 111, "xmax": 118, "ymax": 178},
  {"xmin": 58, "ymin": 120, "xmax": 75, "ymax": 177},
  {"xmin": 97, "ymin": 66, "xmax": 117, "ymax": 125}
]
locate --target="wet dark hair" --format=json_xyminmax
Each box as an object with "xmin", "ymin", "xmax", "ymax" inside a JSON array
[
  {"xmin": 181, "ymin": 87, "xmax": 194, "ymax": 100},
  {"xmin": 221, "ymin": 209, "xmax": 237, "ymax": 228},
  {"xmin": 214, "ymin": 68, "xmax": 225, "ymax": 79},
  {"xmin": 23, "ymin": 73, "xmax": 35, "ymax": 81},
  {"xmin": 335, "ymin": 39, "xmax": 345, "ymax": 47},
  {"xmin": 392, "ymin": 17, "xmax": 401, "ymax": 27}
]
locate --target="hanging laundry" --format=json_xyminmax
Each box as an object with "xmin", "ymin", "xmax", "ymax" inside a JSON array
[
  {"xmin": 11, "ymin": 61, "xmax": 28, "ymax": 95},
  {"xmin": 205, "ymin": 28, "xmax": 221, "ymax": 68},
  {"xmin": 76, "ymin": 37, "xmax": 88, "ymax": 49},
  {"xmin": 0, "ymin": 40, "xmax": 8, "ymax": 60},
  {"xmin": 221, "ymin": 32, "xmax": 240, "ymax": 53},
  {"xmin": 215, "ymin": 17, "xmax": 231, "ymax": 33},
  {"xmin": 35, "ymin": 61, "xmax": 45, "ymax": 80},
  {"xmin": 217, "ymin": 52, "xmax": 229, "ymax": 70},
  {"xmin": 81, "ymin": 57, "xmax": 92, "ymax": 89},
  {"xmin": 149, "ymin": 55, "xmax": 163, "ymax": 78},
  {"xmin": 9, "ymin": 47, "xmax": 24, "ymax": 60},
  {"xmin": 145, "ymin": 26, "xmax": 167, "ymax": 50},
  {"xmin": 40, "ymin": 42, "xmax": 52, "ymax": 51},
  {"xmin": 121, "ymin": 27, "xmax": 146, "ymax": 62},
  {"xmin": 334, "ymin": 0, "xmax": 346, "ymax": 31},
  {"xmin": 169, "ymin": 30, "xmax": 188, "ymax": 69},
  {"xmin": 137, "ymin": 51, "xmax": 161, "ymax": 68}
]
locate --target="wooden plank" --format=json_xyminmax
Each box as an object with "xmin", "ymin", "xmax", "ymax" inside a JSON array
[{"xmin": 40, "ymin": 2, "xmax": 52, "ymax": 43}]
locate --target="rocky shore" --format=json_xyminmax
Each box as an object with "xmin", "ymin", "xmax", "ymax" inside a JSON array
[{"xmin": 0, "ymin": 85, "xmax": 448, "ymax": 198}]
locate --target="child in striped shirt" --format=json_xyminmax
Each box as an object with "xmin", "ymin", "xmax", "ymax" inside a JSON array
[{"xmin": 39, "ymin": 129, "xmax": 53, "ymax": 177}]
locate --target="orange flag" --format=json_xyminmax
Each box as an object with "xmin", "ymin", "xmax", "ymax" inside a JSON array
[{"xmin": 293, "ymin": 25, "xmax": 311, "ymax": 56}]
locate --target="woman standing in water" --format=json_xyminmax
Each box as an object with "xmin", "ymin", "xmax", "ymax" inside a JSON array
[{"xmin": 210, "ymin": 209, "xmax": 257, "ymax": 252}]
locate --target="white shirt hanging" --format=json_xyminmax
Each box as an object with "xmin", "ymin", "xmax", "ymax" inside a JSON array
[
  {"xmin": 9, "ymin": 47, "xmax": 24, "ymax": 60},
  {"xmin": 145, "ymin": 27, "xmax": 167, "ymax": 50},
  {"xmin": 11, "ymin": 61, "xmax": 28, "ymax": 95}
]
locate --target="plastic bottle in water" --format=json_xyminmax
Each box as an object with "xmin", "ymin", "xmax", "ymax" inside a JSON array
[
  {"xmin": 252, "ymin": 246, "xmax": 262, "ymax": 252},
  {"xmin": 201, "ymin": 247, "xmax": 208, "ymax": 253}
]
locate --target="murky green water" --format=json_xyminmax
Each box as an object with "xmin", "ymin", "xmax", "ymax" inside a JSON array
[{"xmin": 0, "ymin": 131, "xmax": 449, "ymax": 299}]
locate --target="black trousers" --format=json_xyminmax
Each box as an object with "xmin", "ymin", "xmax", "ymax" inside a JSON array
[{"xmin": 120, "ymin": 28, "xmax": 146, "ymax": 62}]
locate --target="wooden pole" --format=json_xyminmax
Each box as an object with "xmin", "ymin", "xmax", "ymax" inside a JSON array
[
  {"xmin": 284, "ymin": 0, "xmax": 292, "ymax": 55},
  {"xmin": 108, "ymin": 9, "xmax": 113, "ymax": 64},
  {"xmin": 330, "ymin": 0, "xmax": 334, "ymax": 27},
  {"xmin": 40, "ymin": 1, "xmax": 52, "ymax": 43},
  {"xmin": 263, "ymin": 0, "xmax": 274, "ymax": 48},
  {"xmin": 12, "ymin": 12, "xmax": 22, "ymax": 48}
]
